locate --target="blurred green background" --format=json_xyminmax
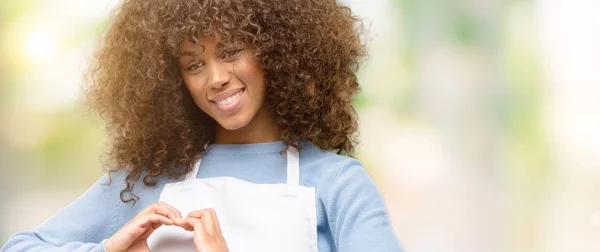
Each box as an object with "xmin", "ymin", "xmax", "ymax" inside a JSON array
[{"xmin": 1, "ymin": 0, "xmax": 600, "ymax": 251}]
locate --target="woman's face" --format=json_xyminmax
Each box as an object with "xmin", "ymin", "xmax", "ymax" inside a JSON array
[{"xmin": 178, "ymin": 36, "xmax": 267, "ymax": 131}]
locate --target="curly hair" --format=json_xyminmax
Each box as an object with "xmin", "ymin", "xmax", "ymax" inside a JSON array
[{"xmin": 84, "ymin": 0, "xmax": 367, "ymax": 202}]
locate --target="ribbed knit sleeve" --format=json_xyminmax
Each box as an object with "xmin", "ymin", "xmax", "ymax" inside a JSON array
[
  {"xmin": 324, "ymin": 159, "xmax": 404, "ymax": 252},
  {"xmin": 0, "ymin": 170, "xmax": 129, "ymax": 252}
]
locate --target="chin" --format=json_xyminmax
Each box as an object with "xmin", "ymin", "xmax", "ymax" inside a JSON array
[{"xmin": 217, "ymin": 118, "xmax": 251, "ymax": 131}]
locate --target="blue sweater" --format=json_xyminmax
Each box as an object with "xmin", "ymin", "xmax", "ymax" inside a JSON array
[{"xmin": 1, "ymin": 140, "xmax": 403, "ymax": 252}]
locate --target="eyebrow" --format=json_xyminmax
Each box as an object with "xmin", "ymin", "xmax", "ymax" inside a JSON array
[{"xmin": 180, "ymin": 51, "xmax": 197, "ymax": 57}]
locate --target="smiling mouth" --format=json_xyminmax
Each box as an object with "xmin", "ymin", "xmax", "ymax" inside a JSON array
[{"xmin": 214, "ymin": 89, "xmax": 244, "ymax": 105}]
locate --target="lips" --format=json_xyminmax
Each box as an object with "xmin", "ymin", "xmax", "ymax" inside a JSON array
[
  {"xmin": 211, "ymin": 88, "xmax": 244, "ymax": 103},
  {"xmin": 211, "ymin": 88, "xmax": 245, "ymax": 113},
  {"xmin": 215, "ymin": 89, "xmax": 243, "ymax": 105}
]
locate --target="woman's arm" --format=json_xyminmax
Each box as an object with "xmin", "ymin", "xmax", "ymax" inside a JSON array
[
  {"xmin": 325, "ymin": 160, "xmax": 404, "ymax": 252},
  {"xmin": 1, "ymin": 170, "xmax": 129, "ymax": 252}
]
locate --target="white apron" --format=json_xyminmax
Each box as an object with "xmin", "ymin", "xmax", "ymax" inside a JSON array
[{"xmin": 147, "ymin": 146, "xmax": 318, "ymax": 252}]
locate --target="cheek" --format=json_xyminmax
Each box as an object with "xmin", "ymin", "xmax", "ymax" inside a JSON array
[
  {"xmin": 183, "ymin": 77, "xmax": 210, "ymax": 107},
  {"xmin": 235, "ymin": 59, "xmax": 265, "ymax": 91}
]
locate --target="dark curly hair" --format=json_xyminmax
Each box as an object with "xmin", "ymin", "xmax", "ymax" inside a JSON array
[{"xmin": 84, "ymin": 0, "xmax": 367, "ymax": 202}]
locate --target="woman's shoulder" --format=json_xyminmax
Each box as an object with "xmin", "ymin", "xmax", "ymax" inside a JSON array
[
  {"xmin": 299, "ymin": 140, "xmax": 366, "ymax": 181},
  {"xmin": 91, "ymin": 167, "xmax": 178, "ymax": 205}
]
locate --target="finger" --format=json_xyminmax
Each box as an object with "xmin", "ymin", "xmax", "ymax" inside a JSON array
[
  {"xmin": 186, "ymin": 209, "xmax": 215, "ymax": 234},
  {"xmin": 156, "ymin": 201, "xmax": 183, "ymax": 220},
  {"xmin": 155, "ymin": 205, "xmax": 188, "ymax": 228},
  {"xmin": 206, "ymin": 208, "xmax": 223, "ymax": 234},
  {"xmin": 144, "ymin": 213, "xmax": 175, "ymax": 227},
  {"xmin": 186, "ymin": 218, "xmax": 210, "ymax": 250},
  {"xmin": 201, "ymin": 208, "xmax": 221, "ymax": 233},
  {"xmin": 139, "ymin": 202, "xmax": 171, "ymax": 218},
  {"xmin": 129, "ymin": 213, "xmax": 172, "ymax": 237},
  {"xmin": 154, "ymin": 207, "xmax": 183, "ymax": 226},
  {"xmin": 152, "ymin": 203, "xmax": 182, "ymax": 225},
  {"xmin": 151, "ymin": 222, "xmax": 163, "ymax": 230},
  {"xmin": 134, "ymin": 213, "xmax": 173, "ymax": 240},
  {"xmin": 179, "ymin": 219, "xmax": 193, "ymax": 231},
  {"xmin": 188, "ymin": 218, "xmax": 208, "ymax": 236}
]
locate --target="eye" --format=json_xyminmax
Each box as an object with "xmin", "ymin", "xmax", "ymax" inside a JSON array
[
  {"xmin": 185, "ymin": 62, "xmax": 204, "ymax": 72},
  {"xmin": 221, "ymin": 48, "xmax": 244, "ymax": 60}
]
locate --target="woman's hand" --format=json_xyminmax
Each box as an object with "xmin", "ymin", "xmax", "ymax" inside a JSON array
[
  {"xmin": 104, "ymin": 201, "xmax": 185, "ymax": 252},
  {"xmin": 180, "ymin": 208, "xmax": 229, "ymax": 252}
]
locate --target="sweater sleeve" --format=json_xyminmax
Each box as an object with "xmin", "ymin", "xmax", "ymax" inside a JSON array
[
  {"xmin": 325, "ymin": 159, "xmax": 404, "ymax": 252},
  {"xmin": 0, "ymin": 170, "xmax": 129, "ymax": 252}
]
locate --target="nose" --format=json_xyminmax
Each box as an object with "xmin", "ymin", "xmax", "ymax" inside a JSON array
[{"xmin": 207, "ymin": 62, "xmax": 231, "ymax": 89}]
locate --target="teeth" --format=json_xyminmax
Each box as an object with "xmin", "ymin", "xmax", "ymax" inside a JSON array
[{"xmin": 216, "ymin": 90, "xmax": 242, "ymax": 105}]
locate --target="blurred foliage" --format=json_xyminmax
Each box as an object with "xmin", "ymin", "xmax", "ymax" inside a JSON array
[
  {"xmin": 0, "ymin": 0, "xmax": 107, "ymax": 189},
  {"xmin": 394, "ymin": 0, "xmax": 551, "ymax": 249}
]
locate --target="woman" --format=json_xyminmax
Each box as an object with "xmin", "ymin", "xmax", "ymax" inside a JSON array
[{"xmin": 1, "ymin": 0, "xmax": 403, "ymax": 251}]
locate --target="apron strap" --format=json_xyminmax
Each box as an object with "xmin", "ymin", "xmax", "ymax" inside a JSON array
[
  {"xmin": 286, "ymin": 146, "xmax": 300, "ymax": 186},
  {"xmin": 185, "ymin": 158, "xmax": 202, "ymax": 181},
  {"xmin": 184, "ymin": 143, "xmax": 207, "ymax": 181}
]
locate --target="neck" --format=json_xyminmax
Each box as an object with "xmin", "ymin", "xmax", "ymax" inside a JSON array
[{"xmin": 213, "ymin": 107, "xmax": 281, "ymax": 144}]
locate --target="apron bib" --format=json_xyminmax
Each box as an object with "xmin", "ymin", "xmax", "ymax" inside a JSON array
[{"xmin": 147, "ymin": 147, "xmax": 318, "ymax": 252}]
